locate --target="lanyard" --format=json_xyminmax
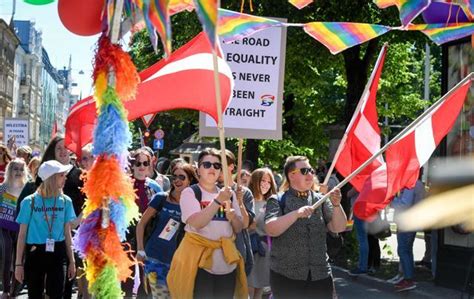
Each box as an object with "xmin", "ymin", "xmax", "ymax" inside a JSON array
[{"xmin": 41, "ymin": 195, "xmax": 57, "ymax": 239}]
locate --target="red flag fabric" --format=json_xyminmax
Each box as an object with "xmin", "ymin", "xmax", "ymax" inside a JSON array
[
  {"xmin": 354, "ymin": 78, "xmax": 472, "ymax": 220},
  {"xmin": 335, "ymin": 45, "xmax": 387, "ymax": 191},
  {"xmin": 65, "ymin": 32, "xmax": 233, "ymax": 155}
]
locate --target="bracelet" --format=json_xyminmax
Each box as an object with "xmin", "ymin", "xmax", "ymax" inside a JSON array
[
  {"xmin": 213, "ymin": 199, "xmax": 223, "ymax": 207},
  {"xmin": 333, "ymin": 204, "xmax": 341, "ymax": 208},
  {"xmin": 15, "ymin": 264, "xmax": 23, "ymax": 267}
]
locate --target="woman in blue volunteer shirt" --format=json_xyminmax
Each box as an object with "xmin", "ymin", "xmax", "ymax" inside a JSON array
[
  {"xmin": 14, "ymin": 160, "xmax": 76, "ymax": 299},
  {"xmin": 136, "ymin": 163, "xmax": 198, "ymax": 298}
]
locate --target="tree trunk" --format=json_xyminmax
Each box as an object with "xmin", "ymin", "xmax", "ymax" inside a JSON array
[
  {"xmin": 245, "ymin": 139, "xmax": 259, "ymax": 170},
  {"xmin": 342, "ymin": 40, "xmax": 379, "ymax": 125}
]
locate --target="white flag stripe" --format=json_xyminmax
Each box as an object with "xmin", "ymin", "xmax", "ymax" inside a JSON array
[
  {"xmin": 354, "ymin": 114, "xmax": 384, "ymax": 163},
  {"xmin": 415, "ymin": 117, "xmax": 436, "ymax": 166},
  {"xmin": 143, "ymin": 53, "xmax": 233, "ymax": 83}
]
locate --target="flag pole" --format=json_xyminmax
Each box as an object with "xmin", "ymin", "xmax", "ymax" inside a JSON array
[
  {"xmin": 236, "ymin": 138, "xmax": 244, "ymax": 187},
  {"xmin": 212, "ymin": 0, "xmax": 231, "ymax": 187},
  {"xmin": 323, "ymin": 43, "xmax": 388, "ymax": 186},
  {"xmin": 313, "ymin": 72, "xmax": 473, "ymax": 209}
]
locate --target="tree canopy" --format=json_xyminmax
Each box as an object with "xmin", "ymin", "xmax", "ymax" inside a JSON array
[{"xmin": 128, "ymin": 0, "xmax": 441, "ymax": 171}]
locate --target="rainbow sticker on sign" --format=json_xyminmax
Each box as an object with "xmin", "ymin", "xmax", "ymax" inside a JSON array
[{"xmin": 261, "ymin": 94, "xmax": 275, "ymax": 106}]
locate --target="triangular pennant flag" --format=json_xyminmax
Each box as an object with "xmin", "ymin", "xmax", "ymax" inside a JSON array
[
  {"xmin": 289, "ymin": 0, "xmax": 313, "ymax": 10},
  {"xmin": 304, "ymin": 22, "xmax": 391, "ymax": 54}
]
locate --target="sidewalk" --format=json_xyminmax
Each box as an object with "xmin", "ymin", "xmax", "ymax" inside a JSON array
[{"xmin": 333, "ymin": 266, "xmax": 467, "ymax": 298}]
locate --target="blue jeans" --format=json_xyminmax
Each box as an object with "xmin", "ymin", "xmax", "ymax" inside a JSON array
[
  {"xmin": 354, "ymin": 216, "xmax": 368, "ymax": 271},
  {"xmin": 397, "ymin": 232, "xmax": 416, "ymax": 279}
]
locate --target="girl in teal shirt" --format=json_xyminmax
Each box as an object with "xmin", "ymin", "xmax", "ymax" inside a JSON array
[{"xmin": 15, "ymin": 160, "xmax": 76, "ymax": 299}]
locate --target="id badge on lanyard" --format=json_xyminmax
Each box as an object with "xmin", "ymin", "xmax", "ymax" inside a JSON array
[
  {"xmin": 43, "ymin": 196, "xmax": 57, "ymax": 252},
  {"xmin": 46, "ymin": 238, "xmax": 55, "ymax": 252}
]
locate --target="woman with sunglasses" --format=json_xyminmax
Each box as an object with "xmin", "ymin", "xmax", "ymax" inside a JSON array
[
  {"xmin": 131, "ymin": 149, "xmax": 162, "ymax": 214},
  {"xmin": 0, "ymin": 144, "xmax": 13, "ymax": 184},
  {"xmin": 247, "ymin": 168, "xmax": 277, "ymax": 299},
  {"xmin": 168, "ymin": 148, "xmax": 248, "ymax": 299},
  {"xmin": 122, "ymin": 149, "xmax": 163, "ymax": 297},
  {"xmin": 0, "ymin": 159, "xmax": 28, "ymax": 299},
  {"xmin": 136, "ymin": 163, "xmax": 198, "ymax": 298}
]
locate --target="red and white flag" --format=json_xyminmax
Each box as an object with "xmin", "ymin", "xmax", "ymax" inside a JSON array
[
  {"xmin": 65, "ymin": 32, "xmax": 234, "ymax": 155},
  {"xmin": 354, "ymin": 78, "xmax": 472, "ymax": 220},
  {"xmin": 335, "ymin": 45, "xmax": 387, "ymax": 191}
]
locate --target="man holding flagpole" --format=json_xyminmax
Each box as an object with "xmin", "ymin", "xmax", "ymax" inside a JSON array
[{"xmin": 265, "ymin": 156, "xmax": 347, "ymax": 299}]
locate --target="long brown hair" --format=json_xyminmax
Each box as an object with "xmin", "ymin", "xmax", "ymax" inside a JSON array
[
  {"xmin": 170, "ymin": 163, "xmax": 198, "ymax": 194},
  {"xmin": 249, "ymin": 168, "xmax": 277, "ymax": 201}
]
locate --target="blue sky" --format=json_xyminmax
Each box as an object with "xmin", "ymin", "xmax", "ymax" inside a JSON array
[{"xmin": 0, "ymin": 0, "xmax": 103, "ymax": 98}]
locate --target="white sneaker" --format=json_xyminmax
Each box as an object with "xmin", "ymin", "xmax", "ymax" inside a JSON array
[{"xmin": 387, "ymin": 274, "xmax": 403, "ymax": 284}]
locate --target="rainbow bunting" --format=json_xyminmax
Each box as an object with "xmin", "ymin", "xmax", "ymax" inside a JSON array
[
  {"xmin": 374, "ymin": 0, "xmax": 431, "ymax": 26},
  {"xmin": 193, "ymin": 0, "xmax": 218, "ymax": 46},
  {"xmin": 169, "ymin": 0, "xmax": 194, "ymax": 14},
  {"xmin": 289, "ymin": 0, "xmax": 314, "ymax": 9},
  {"xmin": 408, "ymin": 22, "xmax": 474, "ymax": 44},
  {"xmin": 148, "ymin": 0, "xmax": 172, "ymax": 57},
  {"xmin": 304, "ymin": 22, "xmax": 391, "ymax": 54},
  {"xmin": 218, "ymin": 9, "xmax": 284, "ymax": 43}
]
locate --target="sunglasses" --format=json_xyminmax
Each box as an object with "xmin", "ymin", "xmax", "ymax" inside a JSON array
[
  {"xmin": 134, "ymin": 161, "xmax": 150, "ymax": 167},
  {"xmin": 172, "ymin": 174, "xmax": 187, "ymax": 181},
  {"xmin": 199, "ymin": 161, "xmax": 222, "ymax": 170},
  {"xmin": 291, "ymin": 167, "xmax": 315, "ymax": 176},
  {"xmin": 13, "ymin": 167, "xmax": 24, "ymax": 172}
]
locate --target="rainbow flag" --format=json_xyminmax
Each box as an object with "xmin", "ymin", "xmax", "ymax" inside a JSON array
[
  {"xmin": 193, "ymin": 0, "xmax": 218, "ymax": 46},
  {"xmin": 374, "ymin": 0, "xmax": 431, "ymax": 26},
  {"xmin": 408, "ymin": 22, "xmax": 474, "ymax": 44},
  {"xmin": 218, "ymin": 9, "xmax": 284, "ymax": 43},
  {"xmin": 148, "ymin": 0, "xmax": 172, "ymax": 56},
  {"xmin": 304, "ymin": 22, "xmax": 391, "ymax": 54},
  {"xmin": 169, "ymin": 0, "xmax": 194, "ymax": 14},
  {"xmin": 289, "ymin": 0, "xmax": 314, "ymax": 9}
]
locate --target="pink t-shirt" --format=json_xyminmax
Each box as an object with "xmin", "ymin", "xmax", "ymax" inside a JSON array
[{"xmin": 180, "ymin": 185, "xmax": 242, "ymax": 275}]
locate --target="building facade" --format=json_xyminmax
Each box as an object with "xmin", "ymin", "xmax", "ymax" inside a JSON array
[
  {"xmin": 13, "ymin": 20, "xmax": 43, "ymax": 149},
  {"xmin": 0, "ymin": 18, "xmax": 20, "ymax": 141}
]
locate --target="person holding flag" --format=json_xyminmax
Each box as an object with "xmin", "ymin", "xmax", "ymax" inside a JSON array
[{"xmin": 265, "ymin": 156, "xmax": 346, "ymax": 298}]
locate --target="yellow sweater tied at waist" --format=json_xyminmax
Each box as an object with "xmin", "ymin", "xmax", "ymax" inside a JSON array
[{"xmin": 167, "ymin": 232, "xmax": 248, "ymax": 299}]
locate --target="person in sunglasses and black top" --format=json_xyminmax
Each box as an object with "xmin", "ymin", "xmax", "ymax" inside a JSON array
[
  {"xmin": 264, "ymin": 156, "xmax": 347, "ymax": 299},
  {"xmin": 167, "ymin": 148, "xmax": 248, "ymax": 299}
]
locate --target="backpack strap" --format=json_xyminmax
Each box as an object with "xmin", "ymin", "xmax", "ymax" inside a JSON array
[
  {"xmin": 190, "ymin": 184, "xmax": 203, "ymax": 203},
  {"xmin": 277, "ymin": 192, "xmax": 288, "ymax": 215}
]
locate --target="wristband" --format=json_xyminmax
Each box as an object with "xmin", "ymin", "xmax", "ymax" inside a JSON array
[
  {"xmin": 213, "ymin": 198, "xmax": 223, "ymax": 207},
  {"xmin": 15, "ymin": 264, "xmax": 23, "ymax": 267},
  {"xmin": 137, "ymin": 250, "xmax": 146, "ymax": 258}
]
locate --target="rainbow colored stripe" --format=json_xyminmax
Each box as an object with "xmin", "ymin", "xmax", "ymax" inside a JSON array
[
  {"xmin": 304, "ymin": 22, "xmax": 391, "ymax": 54},
  {"xmin": 148, "ymin": 0, "xmax": 172, "ymax": 57},
  {"xmin": 193, "ymin": 0, "xmax": 218, "ymax": 46},
  {"xmin": 288, "ymin": 0, "xmax": 314, "ymax": 9},
  {"xmin": 408, "ymin": 22, "xmax": 474, "ymax": 44},
  {"xmin": 218, "ymin": 9, "xmax": 284, "ymax": 43},
  {"xmin": 374, "ymin": 0, "xmax": 431, "ymax": 26}
]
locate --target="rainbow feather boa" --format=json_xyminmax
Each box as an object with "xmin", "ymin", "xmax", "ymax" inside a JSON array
[{"xmin": 73, "ymin": 33, "xmax": 140, "ymax": 297}]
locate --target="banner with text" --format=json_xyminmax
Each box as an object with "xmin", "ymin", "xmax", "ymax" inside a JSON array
[
  {"xmin": 199, "ymin": 21, "xmax": 287, "ymax": 140},
  {"xmin": 3, "ymin": 118, "xmax": 29, "ymax": 147}
]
